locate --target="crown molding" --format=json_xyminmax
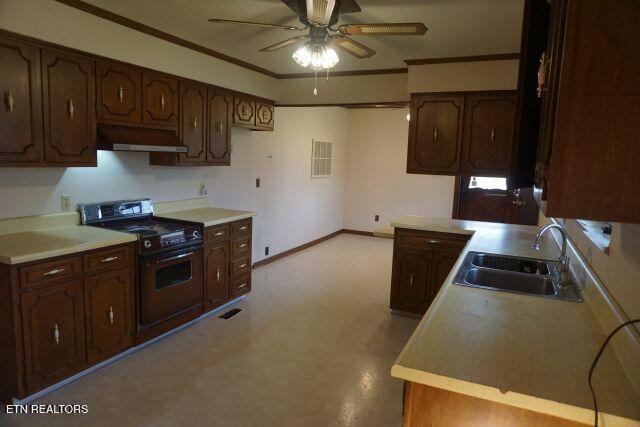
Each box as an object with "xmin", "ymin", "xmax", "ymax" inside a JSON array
[
  {"xmin": 276, "ymin": 101, "xmax": 409, "ymax": 109},
  {"xmin": 276, "ymin": 68, "xmax": 408, "ymax": 79},
  {"xmin": 404, "ymin": 53, "xmax": 520, "ymax": 66}
]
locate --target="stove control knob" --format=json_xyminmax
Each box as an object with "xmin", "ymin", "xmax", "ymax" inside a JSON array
[
  {"xmin": 143, "ymin": 240, "xmax": 152, "ymax": 249},
  {"xmin": 193, "ymin": 230, "xmax": 200, "ymax": 238}
]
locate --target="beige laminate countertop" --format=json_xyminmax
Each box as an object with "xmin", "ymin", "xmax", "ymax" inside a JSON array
[
  {"xmin": 0, "ymin": 226, "xmax": 137, "ymax": 265},
  {"xmin": 156, "ymin": 207, "xmax": 255, "ymax": 228},
  {"xmin": 390, "ymin": 216, "xmax": 640, "ymax": 426}
]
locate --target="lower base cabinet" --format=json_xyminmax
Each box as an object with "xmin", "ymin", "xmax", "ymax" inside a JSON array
[
  {"xmin": 390, "ymin": 229, "xmax": 469, "ymax": 314},
  {"xmin": 84, "ymin": 267, "xmax": 134, "ymax": 364},
  {"xmin": 204, "ymin": 243, "xmax": 229, "ymax": 310}
]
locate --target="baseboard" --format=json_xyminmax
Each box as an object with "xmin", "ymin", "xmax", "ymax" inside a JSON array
[
  {"xmin": 252, "ymin": 230, "xmax": 343, "ymax": 268},
  {"xmin": 342, "ymin": 229, "xmax": 375, "ymax": 236}
]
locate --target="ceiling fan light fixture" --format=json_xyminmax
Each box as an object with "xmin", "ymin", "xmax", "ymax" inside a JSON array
[
  {"xmin": 292, "ymin": 43, "xmax": 312, "ymax": 67},
  {"xmin": 292, "ymin": 42, "xmax": 339, "ymax": 70}
]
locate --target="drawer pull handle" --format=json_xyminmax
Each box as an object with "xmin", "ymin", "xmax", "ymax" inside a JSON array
[
  {"xmin": 409, "ymin": 273, "xmax": 414, "ymax": 288},
  {"xmin": 216, "ymin": 268, "xmax": 221, "ymax": 282},
  {"xmin": 118, "ymin": 85, "xmax": 124, "ymax": 102},
  {"xmin": 108, "ymin": 307, "xmax": 115, "ymax": 325},
  {"xmin": 67, "ymin": 99, "xmax": 75, "ymax": 119},
  {"xmin": 239, "ymin": 226, "xmax": 248, "ymax": 231},
  {"xmin": 239, "ymin": 263, "xmax": 247, "ymax": 269},
  {"xmin": 490, "ymin": 128, "xmax": 496, "ymax": 143},
  {"xmin": 214, "ymin": 231, "xmax": 225, "ymax": 237},
  {"xmin": 238, "ymin": 283, "xmax": 247, "ymax": 289},
  {"xmin": 101, "ymin": 256, "xmax": 119, "ymax": 263},
  {"xmin": 428, "ymin": 240, "xmax": 439, "ymax": 244},
  {"xmin": 192, "ymin": 117, "xmax": 197, "ymax": 131},
  {"xmin": 4, "ymin": 90, "xmax": 13, "ymax": 112},
  {"xmin": 53, "ymin": 324, "xmax": 60, "ymax": 344},
  {"xmin": 433, "ymin": 128, "xmax": 438, "ymax": 143},
  {"xmin": 238, "ymin": 243, "xmax": 247, "ymax": 248},
  {"xmin": 43, "ymin": 268, "xmax": 65, "ymax": 277},
  {"xmin": 157, "ymin": 252, "xmax": 193, "ymax": 264},
  {"xmin": 160, "ymin": 93, "xmax": 165, "ymax": 110}
]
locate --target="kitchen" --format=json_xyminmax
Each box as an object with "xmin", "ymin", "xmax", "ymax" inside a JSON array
[{"xmin": 0, "ymin": 0, "xmax": 639, "ymax": 426}]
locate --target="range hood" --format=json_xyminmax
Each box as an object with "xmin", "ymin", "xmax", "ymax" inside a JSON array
[{"xmin": 97, "ymin": 124, "xmax": 187, "ymax": 153}]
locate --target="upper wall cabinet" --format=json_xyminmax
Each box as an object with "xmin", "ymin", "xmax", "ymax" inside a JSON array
[
  {"xmin": 461, "ymin": 93, "xmax": 516, "ymax": 176},
  {"xmin": 255, "ymin": 102, "xmax": 274, "ymax": 130},
  {"xmin": 41, "ymin": 49, "xmax": 96, "ymax": 166},
  {"xmin": 232, "ymin": 95, "xmax": 274, "ymax": 131},
  {"xmin": 407, "ymin": 95, "xmax": 465, "ymax": 175},
  {"xmin": 96, "ymin": 62, "xmax": 142, "ymax": 124},
  {"xmin": 142, "ymin": 72, "xmax": 178, "ymax": 128},
  {"xmin": 207, "ymin": 89, "xmax": 232, "ymax": 165},
  {"xmin": 177, "ymin": 81, "xmax": 207, "ymax": 164},
  {"xmin": 0, "ymin": 35, "xmax": 43, "ymax": 164}
]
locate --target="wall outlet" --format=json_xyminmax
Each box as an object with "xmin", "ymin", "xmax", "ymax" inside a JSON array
[
  {"xmin": 199, "ymin": 182, "xmax": 208, "ymax": 196},
  {"xmin": 265, "ymin": 246, "xmax": 269, "ymax": 256},
  {"xmin": 61, "ymin": 195, "xmax": 71, "ymax": 211},
  {"xmin": 374, "ymin": 214, "xmax": 380, "ymax": 222}
]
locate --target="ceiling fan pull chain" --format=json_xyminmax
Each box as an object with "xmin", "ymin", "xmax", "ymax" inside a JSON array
[
  {"xmin": 326, "ymin": 68, "xmax": 330, "ymax": 81},
  {"xmin": 314, "ymin": 71, "xmax": 318, "ymax": 96}
]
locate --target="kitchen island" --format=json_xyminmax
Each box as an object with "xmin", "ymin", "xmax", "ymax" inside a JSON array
[{"xmin": 390, "ymin": 216, "xmax": 640, "ymax": 426}]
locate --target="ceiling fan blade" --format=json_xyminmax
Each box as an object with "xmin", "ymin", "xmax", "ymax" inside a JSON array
[
  {"xmin": 260, "ymin": 35, "xmax": 308, "ymax": 52},
  {"xmin": 306, "ymin": 0, "xmax": 336, "ymax": 25},
  {"xmin": 207, "ymin": 18, "xmax": 304, "ymax": 31},
  {"xmin": 330, "ymin": 35, "xmax": 375, "ymax": 59},
  {"xmin": 338, "ymin": 23, "xmax": 428, "ymax": 36}
]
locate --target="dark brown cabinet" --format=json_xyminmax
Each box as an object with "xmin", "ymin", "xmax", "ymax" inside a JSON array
[
  {"xmin": 461, "ymin": 94, "xmax": 516, "ymax": 176},
  {"xmin": 255, "ymin": 102, "xmax": 274, "ymax": 131},
  {"xmin": 206, "ymin": 89, "xmax": 232, "ymax": 165},
  {"xmin": 0, "ymin": 35, "xmax": 43, "ymax": 164},
  {"xmin": 41, "ymin": 49, "xmax": 96, "ymax": 165},
  {"xmin": 233, "ymin": 95, "xmax": 255, "ymax": 128},
  {"xmin": 391, "ymin": 229, "xmax": 469, "ymax": 314},
  {"xmin": 20, "ymin": 279, "xmax": 86, "ymax": 393},
  {"xmin": 142, "ymin": 72, "xmax": 178, "ymax": 128},
  {"xmin": 407, "ymin": 95, "xmax": 464, "ymax": 175},
  {"xmin": 96, "ymin": 62, "xmax": 142, "ymax": 124},
  {"xmin": 84, "ymin": 267, "xmax": 133, "ymax": 364},
  {"xmin": 177, "ymin": 81, "xmax": 207, "ymax": 164},
  {"xmin": 204, "ymin": 243, "xmax": 229, "ymax": 310}
]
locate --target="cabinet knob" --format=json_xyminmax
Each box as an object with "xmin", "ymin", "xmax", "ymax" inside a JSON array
[
  {"xmin": 118, "ymin": 85, "xmax": 124, "ymax": 102},
  {"xmin": 409, "ymin": 273, "xmax": 414, "ymax": 287},
  {"xmin": 67, "ymin": 99, "xmax": 75, "ymax": 119},
  {"xmin": 239, "ymin": 226, "xmax": 248, "ymax": 231},
  {"xmin": 238, "ymin": 283, "xmax": 247, "ymax": 289},
  {"xmin": 4, "ymin": 90, "xmax": 13, "ymax": 112},
  {"xmin": 537, "ymin": 52, "xmax": 550, "ymax": 98},
  {"xmin": 53, "ymin": 323, "xmax": 60, "ymax": 344},
  {"xmin": 192, "ymin": 117, "xmax": 198, "ymax": 131},
  {"xmin": 433, "ymin": 128, "xmax": 439, "ymax": 143},
  {"xmin": 214, "ymin": 231, "xmax": 224, "ymax": 237},
  {"xmin": 216, "ymin": 268, "xmax": 221, "ymax": 282},
  {"xmin": 490, "ymin": 128, "xmax": 496, "ymax": 143},
  {"xmin": 43, "ymin": 268, "xmax": 65, "ymax": 277},
  {"xmin": 108, "ymin": 307, "xmax": 115, "ymax": 325},
  {"xmin": 239, "ymin": 263, "xmax": 247, "ymax": 269},
  {"xmin": 428, "ymin": 239, "xmax": 439, "ymax": 244},
  {"xmin": 101, "ymin": 256, "xmax": 119, "ymax": 263},
  {"xmin": 160, "ymin": 93, "xmax": 166, "ymax": 110},
  {"xmin": 238, "ymin": 243, "xmax": 247, "ymax": 248}
]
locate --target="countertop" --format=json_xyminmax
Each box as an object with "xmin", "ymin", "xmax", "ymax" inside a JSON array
[
  {"xmin": 0, "ymin": 225, "xmax": 137, "ymax": 265},
  {"xmin": 157, "ymin": 207, "xmax": 256, "ymax": 228},
  {"xmin": 390, "ymin": 216, "xmax": 640, "ymax": 425}
]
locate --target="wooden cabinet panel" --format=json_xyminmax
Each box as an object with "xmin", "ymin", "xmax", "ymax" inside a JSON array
[
  {"xmin": 462, "ymin": 94, "xmax": 516, "ymax": 176},
  {"xmin": 96, "ymin": 62, "xmax": 142, "ymax": 124},
  {"xmin": 204, "ymin": 243, "xmax": 229, "ymax": 310},
  {"xmin": 391, "ymin": 247, "xmax": 432, "ymax": 313},
  {"xmin": 204, "ymin": 224, "xmax": 228, "ymax": 243},
  {"xmin": 83, "ymin": 245, "xmax": 131, "ymax": 275},
  {"xmin": 19, "ymin": 256, "xmax": 82, "ymax": 290},
  {"xmin": 230, "ymin": 274, "xmax": 251, "ymax": 297},
  {"xmin": 84, "ymin": 267, "xmax": 133, "ymax": 364},
  {"xmin": 430, "ymin": 250, "xmax": 459, "ymax": 302},
  {"xmin": 407, "ymin": 95, "xmax": 464, "ymax": 174},
  {"xmin": 233, "ymin": 96, "xmax": 255, "ymax": 127},
  {"xmin": 255, "ymin": 102, "xmax": 274, "ymax": 130},
  {"xmin": 230, "ymin": 219, "xmax": 252, "ymax": 237},
  {"xmin": 231, "ymin": 256, "xmax": 251, "ymax": 278},
  {"xmin": 178, "ymin": 81, "xmax": 207, "ymax": 164},
  {"xmin": 142, "ymin": 72, "xmax": 178, "ymax": 127},
  {"xmin": 21, "ymin": 279, "xmax": 86, "ymax": 393},
  {"xmin": 207, "ymin": 89, "xmax": 232, "ymax": 164},
  {"xmin": 230, "ymin": 236, "xmax": 250, "ymax": 258},
  {"xmin": 41, "ymin": 49, "xmax": 96, "ymax": 165},
  {"xmin": 0, "ymin": 35, "xmax": 43, "ymax": 163}
]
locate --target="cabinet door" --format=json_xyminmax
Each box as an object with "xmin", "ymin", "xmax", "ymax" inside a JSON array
[
  {"xmin": 233, "ymin": 96, "xmax": 255, "ymax": 127},
  {"xmin": 204, "ymin": 242, "xmax": 229, "ymax": 310},
  {"xmin": 430, "ymin": 250, "xmax": 460, "ymax": 303},
  {"xmin": 462, "ymin": 93, "xmax": 516, "ymax": 176},
  {"xmin": 206, "ymin": 89, "xmax": 232, "ymax": 165},
  {"xmin": 21, "ymin": 279, "xmax": 86, "ymax": 393},
  {"xmin": 390, "ymin": 247, "xmax": 432, "ymax": 313},
  {"xmin": 407, "ymin": 95, "xmax": 464, "ymax": 174},
  {"xmin": 96, "ymin": 62, "xmax": 142, "ymax": 124},
  {"xmin": 0, "ymin": 35, "xmax": 43, "ymax": 163},
  {"xmin": 142, "ymin": 72, "xmax": 178, "ymax": 127},
  {"xmin": 255, "ymin": 102, "xmax": 274, "ymax": 130},
  {"xmin": 178, "ymin": 81, "xmax": 207, "ymax": 164},
  {"xmin": 41, "ymin": 49, "xmax": 96, "ymax": 165},
  {"xmin": 84, "ymin": 268, "xmax": 133, "ymax": 364}
]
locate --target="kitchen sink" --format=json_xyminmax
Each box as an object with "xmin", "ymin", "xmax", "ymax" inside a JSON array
[{"xmin": 454, "ymin": 252, "xmax": 581, "ymax": 302}]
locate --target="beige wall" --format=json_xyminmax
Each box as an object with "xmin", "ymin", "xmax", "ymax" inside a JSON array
[
  {"xmin": 407, "ymin": 60, "xmax": 520, "ymax": 93},
  {"xmin": 0, "ymin": 0, "xmax": 278, "ymax": 99},
  {"xmin": 343, "ymin": 108, "xmax": 456, "ymax": 231}
]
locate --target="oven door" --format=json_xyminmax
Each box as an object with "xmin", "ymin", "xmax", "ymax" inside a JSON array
[{"xmin": 139, "ymin": 245, "xmax": 203, "ymax": 329}]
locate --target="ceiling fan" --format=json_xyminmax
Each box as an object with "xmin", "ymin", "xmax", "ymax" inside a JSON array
[{"xmin": 208, "ymin": 0, "xmax": 427, "ymax": 72}]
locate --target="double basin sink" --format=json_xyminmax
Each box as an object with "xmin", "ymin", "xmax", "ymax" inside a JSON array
[{"xmin": 454, "ymin": 252, "xmax": 581, "ymax": 301}]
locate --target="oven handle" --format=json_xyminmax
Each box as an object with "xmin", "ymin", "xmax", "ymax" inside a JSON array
[{"xmin": 156, "ymin": 252, "xmax": 194, "ymax": 265}]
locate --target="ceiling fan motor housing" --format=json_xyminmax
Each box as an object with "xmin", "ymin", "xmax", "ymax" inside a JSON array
[{"xmin": 297, "ymin": 0, "xmax": 342, "ymax": 27}]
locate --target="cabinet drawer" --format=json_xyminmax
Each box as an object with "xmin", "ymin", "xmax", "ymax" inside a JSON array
[
  {"xmin": 230, "ymin": 237, "xmax": 250, "ymax": 258},
  {"xmin": 205, "ymin": 224, "xmax": 228, "ymax": 242},
  {"xmin": 395, "ymin": 229, "xmax": 469, "ymax": 251},
  {"xmin": 230, "ymin": 256, "xmax": 251, "ymax": 277},
  {"xmin": 230, "ymin": 274, "xmax": 251, "ymax": 297},
  {"xmin": 230, "ymin": 219, "xmax": 251, "ymax": 237},
  {"xmin": 20, "ymin": 256, "xmax": 82, "ymax": 289},
  {"xmin": 84, "ymin": 245, "xmax": 130, "ymax": 274}
]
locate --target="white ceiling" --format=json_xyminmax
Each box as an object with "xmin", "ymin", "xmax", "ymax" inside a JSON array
[{"xmin": 84, "ymin": 0, "xmax": 525, "ymax": 75}]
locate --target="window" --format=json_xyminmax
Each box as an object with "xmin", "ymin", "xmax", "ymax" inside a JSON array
[
  {"xmin": 468, "ymin": 176, "xmax": 508, "ymax": 191},
  {"xmin": 311, "ymin": 140, "xmax": 332, "ymax": 178}
]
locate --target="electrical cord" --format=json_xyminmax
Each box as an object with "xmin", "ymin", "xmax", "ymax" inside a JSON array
[{"xmin": 588, "ymin": 318, "xmax": 640, "ymax": 427}]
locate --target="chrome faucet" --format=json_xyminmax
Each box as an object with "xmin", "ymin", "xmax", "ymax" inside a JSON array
[{"xmin": 533, "ymin": 223, "xmax": 571, "ymax": 288}]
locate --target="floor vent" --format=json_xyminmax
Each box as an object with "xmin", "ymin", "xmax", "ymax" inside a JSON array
[{"xmin": 219, "ymin": 308, "xmax": 242, "ymax": 319}]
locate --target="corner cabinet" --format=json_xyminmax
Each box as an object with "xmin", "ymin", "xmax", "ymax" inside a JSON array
[{"xmin": 390, "ymin": 228, "xmax": 469, "ymax": 314}]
